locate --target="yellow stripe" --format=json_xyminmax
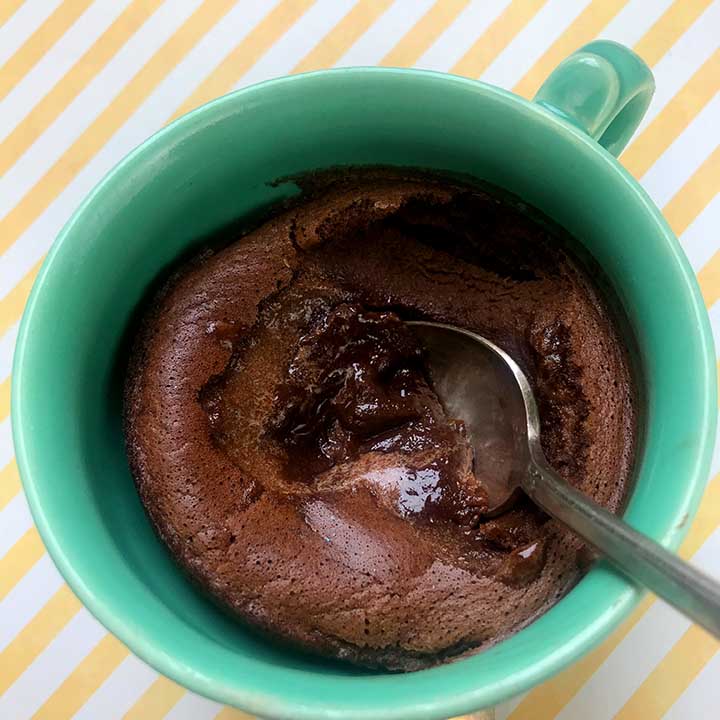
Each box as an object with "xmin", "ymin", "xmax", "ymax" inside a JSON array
[
  {"xmin": 634, "ymin": 0, "xmax": 714, "ymax": 68},
  {"xmin": 215, "ymin": 707, "xmax": 256, "ymax": 720},
  {"xmin": 294, "ymin": 0, "xmax": 393, "ymax": 74},
  {"xmin": 0, "ymin": 460, "xmax": 22, "ymax": 511},
  {"xmin": 169, "ymin": 0, "xmax": 316, "ymax": 122},
  {"xmin": 622, "ymin": 49, "xmax": 720, "ymax": 179},
  {"xmin": 123, "ymin": 675, "xmax": 186, "ymax": 720},
  {"xmin": 0, "ymin": 527, "xmax": 45, "ymax": 602},
  {"xmin": 0, "ymin": 584, "xmax": 81, "ymax": 696},
  {"xmin": 0, "ymin": 0, "xmax": 25, "ymax": 29},
  {"xmin": 0, "ymin": 0, "xmax": 165, "ymax": 180},
  {"xmin": 698, "ymin": 250, "xmax": 720, "ymax": 310},
  {"xmin": 668, "ymin": 144, "xmax": 720, "ymax": 239},
  {"xmin": 0, "ymin": 259, "xmax": 40, "ymax": 339},
  {"xmin": 0, "ymin": 0, "xmax": 95, "ymax": 101},
  {"xmin": 0, "ymin": 374, "xmax": 9, "ymax": 420},
  {"xmin": 32, "ymin": 634, "xmax": 128, "ymax": 720},
  {"xmin": 681, "ymin": 478, "xmax": 720, "ymax": 562},
  {"xmin": 674, "ymin": 146, "xmax": 720, "ymax": 307},
  {"xmin": 0, "ymin": 0, "xmax": 238, "ymax": 260},
  {"xmin": 614, "ymin": 625, "xmax": 719, "ymax": 720},
  {"xmin": 512, "ymin": 0, "xmax": 629, "ymax": 98},
  {"xmin": 380, "ymin": 0, "xmax": 471, "ymax": 68},
  {"xmin": 451, "ymin": 0, "xmax": 547, "ymax": 78}
]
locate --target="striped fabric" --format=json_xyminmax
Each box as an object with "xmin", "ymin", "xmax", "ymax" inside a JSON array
[{"xmin": 1, "ymin": 1, "xmax": 718, "ymax": 718}]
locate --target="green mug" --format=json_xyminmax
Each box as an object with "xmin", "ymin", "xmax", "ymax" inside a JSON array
[{"xmin": 13, "ymin": 41, "xmax": 715, "ymax": 719}]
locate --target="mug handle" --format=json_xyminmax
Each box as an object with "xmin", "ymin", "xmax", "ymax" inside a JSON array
[{"xmin": 534, "ymin": 40, "xmax": 655, "ymax": 157}]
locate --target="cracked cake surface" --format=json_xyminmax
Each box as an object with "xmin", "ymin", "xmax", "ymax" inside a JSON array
[{"xmin": 124, "ymin": 169, "xmax": 635, "ymax": 670}]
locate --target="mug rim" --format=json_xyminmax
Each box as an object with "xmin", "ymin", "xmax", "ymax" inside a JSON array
[{"xmin": 13, "ymin": 66, "xmax": 716, "ymax": 719}]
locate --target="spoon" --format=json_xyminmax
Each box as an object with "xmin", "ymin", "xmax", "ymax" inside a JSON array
[{"xmin": 409, "ymin": 320, "xmax": 720, "ymax": 639}]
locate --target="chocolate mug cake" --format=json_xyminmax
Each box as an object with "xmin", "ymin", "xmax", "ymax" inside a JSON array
[{"xmin": 124, "ymin": 169, "xmax": 635, "ymax": 670}]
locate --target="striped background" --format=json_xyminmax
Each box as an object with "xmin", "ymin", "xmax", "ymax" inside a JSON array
[{"xmin": 0, "ymin": 1, "xmax": 718, "ymax": 718}]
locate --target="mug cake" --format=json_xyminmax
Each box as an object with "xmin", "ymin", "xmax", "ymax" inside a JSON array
[{"xmin": 124, "ymin": 169, "xmax": 635, "ymax": 670}]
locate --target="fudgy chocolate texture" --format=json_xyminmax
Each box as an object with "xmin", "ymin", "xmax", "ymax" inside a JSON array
[{"xmin": 124, "ymin": 169, "xmax": 635, "ymax": 670}]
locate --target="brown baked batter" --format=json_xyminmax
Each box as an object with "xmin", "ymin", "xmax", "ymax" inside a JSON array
[{"xmin": 124, "ymin": 169, "xmax": 635, "ymax": 670}]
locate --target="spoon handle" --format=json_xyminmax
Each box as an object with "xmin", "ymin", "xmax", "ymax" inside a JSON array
[{"xmin": 524, "ymin": 457, "xmax": 720, "ymax": 639}]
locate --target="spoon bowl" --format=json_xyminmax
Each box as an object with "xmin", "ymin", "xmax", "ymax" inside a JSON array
[{"xmin": 408, "ymin": 322, "xmax": 532, "ymax": 515}]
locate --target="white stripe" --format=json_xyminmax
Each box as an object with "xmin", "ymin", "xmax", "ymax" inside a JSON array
[
  {"xmin": 0, "ymin": 0, "xmax": 134, "ymax": 143},
  {"xmin": 414, "ymin": 0, "xmax": 512, "ymax": 72},
  {"xmin": 235, "ymin": 0, "xmax": 357, "ymax": 88},
  {"xmin": 335, "ymin": 0, "xmax": 434, "ymax": 67},
  {"xmin": 164, "ymin": 691, "xmax": 224, "ymax": 720},
  {"xmin": 0, "ymin": 324, "xmax": 18, "ymax": 381},
  {"xmin": 557, "ymin": 600, "xmax": 690, "ymax": 720},
  {"xmin": 0, "ymin": 0, "xmax": 64, "ymax": 68},
  {"xmin": 0, "ymin": 554, "xmax": 62, "ymax": 652},
  {"xmin": 599, "ymin": 0, "xmax": 675, "ymax": 48},
  {"xmin": 640, "ymin": 93, "xmax": 720, "ymax": 208},
  {"xmin": 708, "ymin": 418, "xmax": 720, "ymax": 480},
  {"xmin": 156, "ymin": 0, "xmax": 280, "ymax": 118},
  {"xmin": 709, "ymin": 302, "xmax": 720, "ymax": 358},
  {"xmin": 0, "ymin": 609, "xmax": 104, "ymax": 719},
  {"xmin": 73, "ymin": 654, "xmax": 158, "ymax": 720},
  {"xmin": 0, "ymin": 0, "xmax": 204, "ymax": 220},
  {"xmin": 663, "ymin": 646, "xmax": 720, "ymax": 719},
  {"xmin": 682, "ymin": 194, "xmax": 720, "ymax": 273},
  {"xmin": 480, "ymin": 0, "xmax": 591, "ymax": 89},
  {"xmin": 0, "ymin": 490, "xmax": 33, "ymax": 559},
  {"xmin": 556, "ymin": 526, "xmax": 720, "ymax": 720},
  {"xmin": 637, "ymin": 0, "xmax": 720, "ymax": 133},
  {"xmin": 0, "ymin": 417, "xmax": 14, "ymax": 469}
]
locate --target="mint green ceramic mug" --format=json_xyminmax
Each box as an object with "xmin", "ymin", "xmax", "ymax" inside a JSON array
[{"xmin": 13, "ymin": 41, "xmax": 715, "ymax": 719}]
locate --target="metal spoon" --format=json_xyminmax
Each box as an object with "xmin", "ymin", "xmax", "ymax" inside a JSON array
[{"xmin": 410, "ymin": 320, "xmax": 720, "ymax": 638}]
